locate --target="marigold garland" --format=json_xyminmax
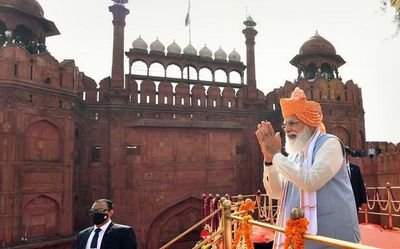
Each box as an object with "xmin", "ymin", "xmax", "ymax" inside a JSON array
[
  {"xmin": 283, "ymin": 217, "xmax": 309, "ymax": 249},
  {"xmin": 233, "ymin": 214, "xmax": 254, "ymax": 249},
  {"xmin": 232, "ymin": 199, "xmax": 256, "ymax": 249}
]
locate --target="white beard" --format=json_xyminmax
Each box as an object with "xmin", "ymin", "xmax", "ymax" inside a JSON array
[{"xmin": 285, "ymin": 126, "xmax": 314, "ymax": 155}]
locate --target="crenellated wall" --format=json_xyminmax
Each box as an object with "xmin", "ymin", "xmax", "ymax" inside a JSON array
[
  {"xmin": 1, "ymin": 2, "xmax": 397, "ymax": 248},
  {"xmin": 0, "ymin": 40, "xmax": 374, "ymax": 249},
  {"xmin": 0, "ymin": 43, "xmax": 80, "ymax": 248}
]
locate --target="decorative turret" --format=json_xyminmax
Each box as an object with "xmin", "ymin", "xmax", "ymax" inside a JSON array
[
  {"xmin": 0, "ymin": 0, "xmax": 59, "ymax": 52},
  {"xmin": 132, "ymin": 36, "xmax": 148, "ymax": 50},
  {"xmin": 167, "ymin": 40, "xmax": 181, "ymax": 55},
  {"xmin": 199, "ymin": 44, "xmax": 212, "ymax": 59},
  {"xmin": 214, "ymin": 47, "xmax": 227, "ymax": 61},
  {"xmin": 290, "ymin": 31, "xmax": 346, "ymax": 81},
  {"xmin": 183, "ymin": 44, "xmax": 197, "ymax": 56},
  {"xmin": 150, "ymin": 38, "xmax": 165, "ymax": 54},
  {"xmin": 228, "ymin": 49, "xmax": 241, "ymax": 62}
]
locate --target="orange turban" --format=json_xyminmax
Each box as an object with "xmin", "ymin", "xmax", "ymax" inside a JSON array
[{"xmin": 280, "ymin": 87, "xmax": 325, "ymax": 132}]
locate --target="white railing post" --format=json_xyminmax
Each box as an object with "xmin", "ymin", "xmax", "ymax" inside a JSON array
[
  {"xmin": 364, "ymin": 183, "xmax": 369, "ymax": 223},
  {"xmin": 386, "ymin": 182, "xmax": 393, "ymax": 227}
]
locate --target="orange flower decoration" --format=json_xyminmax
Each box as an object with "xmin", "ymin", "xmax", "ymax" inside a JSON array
[
  {"xmin": 284, "ymin": 217, "xmax": 309, "ymax": 249},
  {"xmin": 239, "ymin": 199, "xmax": 256, "ymax": 213},
  {"xmin": 233, "ymin": 215, "xmax": 254, "ymax": 249},
  {"xmin": 233, "ymin": 199, "xmax": 256, "ymax": 249}
]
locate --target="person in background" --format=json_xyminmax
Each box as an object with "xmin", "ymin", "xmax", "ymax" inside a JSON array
[
  {"xmin": 368, "ymin": 147, "xmax": 376, "ymax": 158},
  {"xmin": 345, "ymin": 146, "xmax": 368, "ymax": 212},
  {"xmin": 255, "ymin": 87, "xmax": 360, "ymax": 249},
  {"xmin": 76, "ymin": 199, "xmax": 137, "ymax": 249}
]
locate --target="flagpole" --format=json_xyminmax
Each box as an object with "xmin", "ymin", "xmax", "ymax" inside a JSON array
[
  {"xmin": 184, "ymin": 0, "xmax": 191, "ymax": 79},
  {"xmin": 188, "ymin": 0, "xmax": 191, "ymax": 44},
  {"xmin": 189, "ymin": 19, "xmax": 192, "ymax": 44}
]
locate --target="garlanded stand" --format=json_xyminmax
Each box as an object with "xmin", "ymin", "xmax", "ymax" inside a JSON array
[{"xmin": 284, "ymin": 208, "xmax": 309, "ymax": 249}]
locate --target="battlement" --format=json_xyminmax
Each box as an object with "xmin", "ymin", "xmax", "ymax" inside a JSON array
[{"xmin": 0, "ymin": 43, "xmax": 80, "ymax": 93}]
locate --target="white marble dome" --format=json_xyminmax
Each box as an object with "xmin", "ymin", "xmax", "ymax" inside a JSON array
[
  {"xmin": 199, "ymin": 45, "xmax": 212, "ymax": 58},
  {"xmin": 228, "ymin": 49, "xmax": 241, "ymax": 62},
  {"xmin": 214, "ymin": 47, "xmax": 227, "ymax": 60},
  {"xmin": 132, "ymin": 36, "xmax": 148, "ymax": 50},
  {"xmin": 183, "ymin": 44, "xmax": 197, "ymax": 56},
  {"xmin": 150, "ymin": 38, "xmax": 165, "ymax": 52},
  {"xmin": 167, "ymin": 40, "xmax": 181, "ymax": 54}
]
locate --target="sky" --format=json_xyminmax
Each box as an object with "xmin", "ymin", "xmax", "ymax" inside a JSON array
[{"xmin": 38, "ymin": 0, "xmax": 400, "ymax": 144}]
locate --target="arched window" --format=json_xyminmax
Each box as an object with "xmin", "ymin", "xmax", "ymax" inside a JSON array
[
  {"xmin": 229, "ymin": 71, "xmax": 241, "ymax": 84},
  {"xmin": 215, "ymin": 69, "xmax": 227, "ymax": 83},
  {"xmin": 149, "ymin": 62, "xmax": 165, "ymax": 77},
  {"xmin": 320, "ymin": 63, "xmax": 333, "ymax": 81},
  {"xmin": 182, "ymin": 66, "xmax": 197, "ymax": 80},
  {"xmin": 30, "ymin": 65, "xmax": 34, "ymax": 80},
  {"xmin": 166, "ymin": 64, "xmax": 181, "ymax": 78},
  {"xmin": 131, "ymin": 61, "xmax": 148, "ymax": 75},
  {"xmin": 14, "ymin": 25, "xmax": 34, "ymax": 46},
  {"xmin": 199, "ymin": 67, "xmax": 212, "ymax": 81},
  {"xmin": 305, "ymin": 63, "xmax": 317, "ymax": 80},
  {"xmin": 59, "ymin": 72, "xmax": 63, "ymax": 87}
]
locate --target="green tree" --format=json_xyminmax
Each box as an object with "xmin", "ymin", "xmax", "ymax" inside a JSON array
[{"xmin": 381, "ymin": 0, "xmax": 400, "ymax": 35}]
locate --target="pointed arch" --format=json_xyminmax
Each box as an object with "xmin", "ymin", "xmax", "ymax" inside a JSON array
[
  {"xmin": 229, "ymin": 70, "xmax": 241, "ymax": 84},
  {"xmin": 14, "ymin": 24, "xmax": 34, "ymax": 46},
  {"xmin": 331, "ymin": 126, "xmax": 350, "ymax": 146},
  {"xmin": 147, "ymin": 196, "xmax": 202, "ymax": 249},
  {"xmin": 166, "ymin": 64, "xmax": 182, "ymax": 78},
  {"xmin": 191, "ymin": 84, "xmax": 206, "ymax": 107},
  {"xmin": 183, "ymin": 66, "xmax": 197, "ymax": 80},
  {"xmin": 214, "ymin": 69, "xmax": 227, "ymax": 83},
  {"xmin": 149, "ymin": 62, "xmax": 165, "ymax": 77},
  {"xmin": 175, "ymin": 83, "xmax": 190, "ymax": 106},
  {"xmin": 22, "ymin": 195, "xmax": 60, "ymax": 239},
  {"xmin": 158, "ymin": 80, "xmax": 173, "ymax": 105},
  {"xmin": 24, "ymin": 120, "xmax": 62, "ymax": 161},
  {"xmin": 222, "ymin": 86, "xmax": 236, "ymax": 108},
  {"xmin": 131, "ymin": 60, "xmax": 148, "ymax": 75},
  {"xmin": 199, "ymin": 67, "xmax": 213, "ymax": 81}
]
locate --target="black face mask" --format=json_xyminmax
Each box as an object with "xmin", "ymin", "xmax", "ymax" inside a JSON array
[{"xmin": 92, "ymin": 213, "xmax": 109, "ymax": 225}]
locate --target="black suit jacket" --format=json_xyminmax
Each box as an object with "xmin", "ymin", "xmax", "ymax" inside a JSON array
[
  {"xmin": 349, "ymin": 163, "xmax": 367, "ymax": 209},
  {"xmin": 76, "ymin": 222, "xmax": 137, "ymax": 249}
]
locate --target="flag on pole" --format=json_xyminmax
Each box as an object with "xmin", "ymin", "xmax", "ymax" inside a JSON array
[{"xmin": 185, "ymin": 1, "xmax": 190, "ymax": 26}]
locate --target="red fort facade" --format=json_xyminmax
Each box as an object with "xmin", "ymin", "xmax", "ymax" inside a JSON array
[{"xmin": 0, "ymin": 0, "xmax": 399, "ymax": 248}]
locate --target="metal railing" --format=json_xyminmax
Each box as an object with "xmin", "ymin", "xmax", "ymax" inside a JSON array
[
  {"xmin": 364, "ymin": 182, "xmax": 400, "ymax": 227},
  {"xmin": 222, "ymin": 200, "xmax": 377, "ymax": 249},
  {"xmin": 161, "ymin": 184, "xmax": 400, "ymax": 249},
  {"xmin": 160, "ymin": 208, "xmax": 221, "ymax": 249}
]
